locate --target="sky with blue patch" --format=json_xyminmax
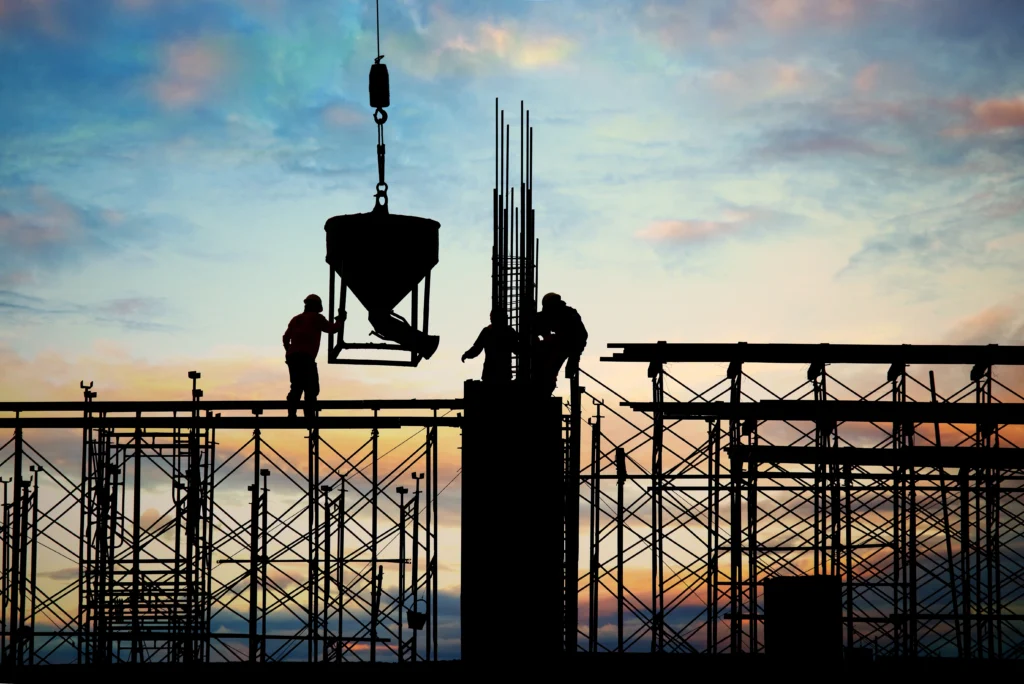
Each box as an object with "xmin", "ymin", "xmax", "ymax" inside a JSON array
[{"xmin": 2, "ymin": 0, "xmax": 1023, "ymax": 400}]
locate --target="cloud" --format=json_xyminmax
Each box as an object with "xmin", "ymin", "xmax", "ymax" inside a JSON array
[
  {"xmin": 842, "ymin": 187, "xmax": 1024, "ymax": 276},
  {"xmin": 0, "ymin": 184, "xmax": 189, "ymax": 285},
  {"xmin": 638, "ymin": 210, "xmax": 754, "ymax": 244},
  {"xmin": 0, "ymin": 290, "xmax": 175, "ymax": 331},
  {"xmin": 854, "ymin": 63, "xmax": 881, "ymax": 92},
  {"xmin": 756, "ymin": 128, "xmax": 896, "ymax": 159},
  {"xmin": 749, "ymin": 0, "xmax": 904, "ymax": 30},
  {"xmin": 944, "ymin": 96, "xmax": 1024, "ymax": 136},
  {"xmin": 943, "ymin": 301, "xmax": 1024, "ymax": 346},
  {"xmin": 392, "ymin": 7, "xmax": 576, "ymax": 80},
  {"xmin": 152, "ymin": 38, "xmax": 229, "ymax": 110}
]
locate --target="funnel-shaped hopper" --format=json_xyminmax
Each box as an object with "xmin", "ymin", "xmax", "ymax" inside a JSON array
[{"xmin": 325, "ymin": 211, "xmax": 440, "ymax": 314}]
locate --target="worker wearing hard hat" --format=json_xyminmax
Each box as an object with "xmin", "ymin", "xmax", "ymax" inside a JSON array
[
  {"xmin": 283, "ymin": 294, "xmax": 343, "ymax": 418},
  {"xmin": 534, "ymin": 293, "xmax": 588, "ymax": 396}
]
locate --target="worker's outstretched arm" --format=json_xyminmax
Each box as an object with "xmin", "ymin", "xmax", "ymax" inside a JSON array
[
  {"xmin": 461, "ymin": 330, "xmax": 486, "ymax": 362},
  {"xmin": 317, "ymin": 312, "xmax": 344, "ymax": 334}
]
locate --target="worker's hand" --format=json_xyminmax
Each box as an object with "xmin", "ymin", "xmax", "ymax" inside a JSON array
[{"xmin": 460, "ymin": 353, "xmax": 468, "ymax": 363}]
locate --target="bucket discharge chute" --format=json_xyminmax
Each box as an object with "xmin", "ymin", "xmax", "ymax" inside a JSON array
[{"xmin": 323, "ymin": 8, "xmax": 441, "ymax": 367}]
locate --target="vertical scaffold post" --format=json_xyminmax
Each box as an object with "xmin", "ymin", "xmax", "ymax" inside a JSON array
[
  {"xmin": 370, "ymin": 418, "xmax": 379, "ymax": 664},
  {"xmin": 587, "ymin": 401, "xmax": 601, "ymax": 653},
  {"xmin": 615, "ymin": 446, "xmax": 625, "ymax": 653},
  {"xmin": 248, "ymin": 415, "xmax": 261, "ymax": 663},
  {"xmin": 726, "ymin": 355, "xmax": 743, "ymax": 653},
  {"xmin": 308, "ymin": 427, "xmax": 319, "ymax": 663},
  {"xmin": 9, "ymin": 424, "xmax": 24, "ymax": 666},
  {"xmin": 566, "ymin": 370, "xmax": 582, "ymax": 654},
  {"xmin": 648, "ymin": 356, "xmax": 664, "ymax": 653}
]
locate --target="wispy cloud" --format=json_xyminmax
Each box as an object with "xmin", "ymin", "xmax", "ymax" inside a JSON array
[
  {"xmin": 151, "ymin": 38, "xmax": 230, "ymax": 110},
  {"xmin": 0, "ymin": 290, "xmax": 176, "ymax": 331},
  {"xmin": 944, "ymin": 95, "xmax": 1024, "ymax": 136},
  {"xmin": 0, "ymin": 184, "xmax": 189, "ymax": 285},
  {"xmin": 638, "ymin": 210, "xmax": 754, "ymax": 244}
]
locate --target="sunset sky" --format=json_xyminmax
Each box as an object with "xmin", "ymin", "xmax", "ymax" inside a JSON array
[
  {"xmin": 2, "ymin": 0, "xmax": 1024, "ymax": 661},
  {"xmin": 2, "ymin": 0, "xmax": 1023, "ymax": 405}
]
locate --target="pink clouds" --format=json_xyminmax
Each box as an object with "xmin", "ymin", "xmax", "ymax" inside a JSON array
[
  {"xmin": 322, "ymin": 104, "xmax": 365, "ymax": 128},
  {"xmin": 854, "ymin": 63, "xmax": 881, "ymax": 92},
  {"xmin": 152, "ymin": 39, "xmax": 228, "ymax": 110},
  {"xmin": 637, "ymin": 210, "xmax": 754, "ymax": 244},
  {"xmin": 0, "ymin": 0, "xmax": 65, "ymax": 36},
  {"xmin": 944, "ymin": 95, "xmax": 1024, "ymax": 136},
  {"xmin": 0, "ymin": 185, "xmax": 85, "ymax": 249},
  {"xmin": 751, "ymin": 0, "xmax": 902, "ymax": 30}
]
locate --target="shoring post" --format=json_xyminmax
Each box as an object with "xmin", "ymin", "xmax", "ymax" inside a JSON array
[
  {"xmin": 397, "ymin": 485, "xmax": 408, "ymax": 662},
  {"xmin": 648, "ymin": 357, "xmax": 664, "ymax": 653},
  {"xmin": 321, "ymin": 485, "xmax": 332, "ymax": 663},
  {"xmin": 744, "ymin": 419, "xmax": 758, "ymax": 653},
  {"xmin": 431, "ymin": 421, "xmax": 439, "ymax": 661},
  {"xmin": 308, "ymin": 427, "xmax": 319, "ymax": 663},
  {"xmin": 566, "ymin": 368, "xmax": 582, "ymax": 654},
  {"xmin": 615, "ymin": 446, "xmax": 625, "ymax": 653},
  {"xmin": 28, "ymin": 466, "xmax": 39, "ymax": 666},
  {"xmin": 338, "ymin": 477, "xmax": 346, "ymax": 663},
  {"xmin": 9, "ymin": 424, "xmax": 23, "ymax": 666},
  {"xmin": 707, "ymin": 418, "xmax": 721, "ymax": 654},
  {"xmin": 370, "ymin": 417, "xmax": 379, "ymax": 664},
  {"xmin": 930, "ymin": 370, "xmax": 963, "ymax": 656},
  {"xmin": 411, "ymin": 472, "xmax": 423, "ymax": 662},
  {"xmin": 587, "ymin": 401, "xmax": 602, "ymax": 653},
  {"xmin": 261, "ymin": 468, "xmax": 270, "ymax": 663},
  {"xmin": 1, "ymin": 475, "xmax": 9, "ymax": 667},
  {"xmin": 972, "ymin": 361, "xmax": 997, "ymax": 657},
  {"xmin": 726, "ymin": 356, "xmax": 743, "ymax": 653},
  {"xmin": 131, "ymin": 426, "xmax": 142, "ymax": 664},
  {"xmin": 248, "ymin": 413, "xmax": 261, "ymax": 663}
]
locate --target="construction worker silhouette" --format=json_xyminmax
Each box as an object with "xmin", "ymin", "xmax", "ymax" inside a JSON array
[
  {"xmin": 534, "ymin": 293, "xmax": 588, "ymax": 396},
  {"xmin": 283, "ymin": 294, "xmax": 343, "ymax": 418},
  {"xmin": 462, "ymin": 309, "xmax": 520, "ymax": 384}
]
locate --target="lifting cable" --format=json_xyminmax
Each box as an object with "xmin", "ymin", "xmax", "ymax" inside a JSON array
[{"xmin": 370, "ymin": 0, "xmax": 390, "ymax": 212}]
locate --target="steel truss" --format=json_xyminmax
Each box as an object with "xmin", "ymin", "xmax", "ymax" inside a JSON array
[
  {"xmin": 571, "ymin": 343, "xmax": 1024, "ymax": 658},
  {"xmin": 0, "ymin": 383, "xmax": 459, "ymax": 666}
]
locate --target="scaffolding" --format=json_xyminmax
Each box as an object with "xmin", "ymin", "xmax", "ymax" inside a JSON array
[
  {"xmin": 0, "ymin": 382, "xmax": 456, "ymax": 666},
  {"xmin": 572, "ymin": 342, "xmax": 1024, "ymax": 657}
]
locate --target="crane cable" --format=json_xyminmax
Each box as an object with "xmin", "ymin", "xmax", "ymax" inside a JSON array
[{"xmin": 371, "ymin": 0, "xmax": 389, "ymax": 211}]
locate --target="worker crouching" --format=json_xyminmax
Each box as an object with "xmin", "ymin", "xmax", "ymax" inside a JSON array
[
  {"xmin": 535, "ymin": 293, "xmax": 588, "ymax": 396},
  {"xmin": 283, "ymin": 294, "xmax": 343, "ymax": 418}
]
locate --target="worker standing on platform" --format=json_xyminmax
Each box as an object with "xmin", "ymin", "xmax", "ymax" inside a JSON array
[
  {"xmin": 462, "ymin": 309, "xmax": 520, "ymax": 384},
  {"xmin": 534, "ymin": 293, "xmax": 588, "ymax": 396},
  {"xmin": 283, "ymin": 294, "xmax": 343, "ymax": 418}
]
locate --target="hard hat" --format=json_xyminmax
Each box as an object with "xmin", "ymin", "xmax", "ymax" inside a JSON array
[
  {"xmin": 542, "ymin": 292, "xmax": 562, "ymax": 307},
  {"xmin": 304, "ymin": 294, "xmax": 323, "ymax": 311}
]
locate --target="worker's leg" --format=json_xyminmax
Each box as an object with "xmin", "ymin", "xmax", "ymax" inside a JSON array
[
  {"xmin": 286, "ymin": 356, "xmax": 302, "ymax": 418},
  {"xmin": 304, "ymin": 360, "xmax": 320, "ymax": 418}
]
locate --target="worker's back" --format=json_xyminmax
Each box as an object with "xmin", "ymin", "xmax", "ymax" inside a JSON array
[
  {"xmin": 285, "ymin": 311, "xmax": 331, "ymax": 358},
  {"xmin": 480, "ymin": 323, "xmax": 518, "ymax": 381}
]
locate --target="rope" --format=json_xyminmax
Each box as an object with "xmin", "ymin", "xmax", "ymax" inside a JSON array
[{"xmin": 376, "ymin": 0, "xmax": 380, "ymax": 59}]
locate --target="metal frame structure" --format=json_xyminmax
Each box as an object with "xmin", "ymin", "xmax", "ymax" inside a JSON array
[
  {"xmin": 0, "ymin": 379, "xmax": 458, "ymax": 666},
  {"xmin": 569, "ymin": 342, "xmax": 1024, "ymax": 658},
  {"xmin": 326, "ymin": 264, "xmax": 434, "ymax": 368}
]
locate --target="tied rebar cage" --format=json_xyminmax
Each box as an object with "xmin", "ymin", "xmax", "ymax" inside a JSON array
[
  {"xmin": 492, "ymin": 98, "xmax": 538, "ymax": 384},
  {"xmin": 0, "ymin": 387, "xmax": 458, "ymax": 666},
  {"xmin": 569, "ymin": 343, "xmax": 1024, "ymax": 658}
]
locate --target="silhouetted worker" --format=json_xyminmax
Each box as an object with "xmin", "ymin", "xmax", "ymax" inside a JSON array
[
  {"xmin": 462, "ymin": 309, "xmax": 520, "ymax": 384},
  {"xmin": 283, "ymin": 294, "xmax": 343, "ymax": 418},
  {"xmin": 534, "ymin": 292, "xmax": 588, "ymax": 396}
]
